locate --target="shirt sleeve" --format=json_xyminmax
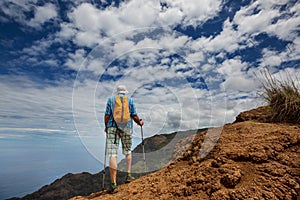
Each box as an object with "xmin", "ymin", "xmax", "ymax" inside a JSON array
[
  {"xmin": 129, "ymin": 98, "xmax": 137, "ymax": 116},
  {"xmin": 105, "ymin": 98, "xmax": 112, "ymax": 115}
]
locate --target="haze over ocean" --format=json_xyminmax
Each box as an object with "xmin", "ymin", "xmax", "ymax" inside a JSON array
[{"xmin": 0, "ymin": 135, "xmax": 98, "ymax": 199}]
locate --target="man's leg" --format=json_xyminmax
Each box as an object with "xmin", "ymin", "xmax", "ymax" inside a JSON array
[
  {"xmin": 121, "ymin": 127, "xmax": 134, "ymax": 182},
  {"xmin": 106, "ymin": 127, "xmax": 119, "ymax": 193},
  {"xmin": 126, "ymin": 153, "xmax": 132, "ymax": 174},
  {"xmin": 109, "ymin": 156, "xmax": 117, "ymax": 184}
]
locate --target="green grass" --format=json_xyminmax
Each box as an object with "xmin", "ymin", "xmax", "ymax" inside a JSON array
[{"xmin": 259, "ymin": 70, "xmax": 300, "ymax": 124}]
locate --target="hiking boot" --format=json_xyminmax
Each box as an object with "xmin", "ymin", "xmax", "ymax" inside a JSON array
[
  {"xmin": 108, "ymin": 184, "xmax": 118, "ymax": 194},
  {"xmin": 125, "ymin": 175, "xmax": 135, "ymax": 183}
]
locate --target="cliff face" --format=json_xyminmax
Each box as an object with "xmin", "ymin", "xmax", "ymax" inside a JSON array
[
  {"xmin": 11, "ymin": 106, "xmax": 300, "ymax": 200},
  {"xmin": 71, "ymin": 106, "xmax": 300, "ymax": 200}
]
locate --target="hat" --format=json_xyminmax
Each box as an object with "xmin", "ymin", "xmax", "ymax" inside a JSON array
[{"xmin": 115, "ymin": 85, "xmax": 128, "ymax": 94}]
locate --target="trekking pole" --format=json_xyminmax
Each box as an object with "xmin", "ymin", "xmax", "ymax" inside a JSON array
[
  {"xmin": 102, "ymin": 134, "xmax": 107, "ymax": 190},
  {"xmin": 140, "ymin": 119, "xmax": 147, "ymax": 173}
]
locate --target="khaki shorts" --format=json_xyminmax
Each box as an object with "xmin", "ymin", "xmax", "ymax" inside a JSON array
[{"xmin": 106, "ymin": 127, "xmax": 132, "ymax": 156}]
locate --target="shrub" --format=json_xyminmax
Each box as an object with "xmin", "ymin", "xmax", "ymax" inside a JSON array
[{"xmin": 259, "ymin": 70, "xmax": 300, "ymax": 124}]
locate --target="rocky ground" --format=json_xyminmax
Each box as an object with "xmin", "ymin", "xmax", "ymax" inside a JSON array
[{"xmin": 71, "ymin": 106, "xmax": 300, "ymax": 200}]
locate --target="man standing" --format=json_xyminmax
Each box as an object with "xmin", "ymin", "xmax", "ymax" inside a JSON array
[{"xmin": 104, "ymin": 85, "xmax": 144, "ymax": 194}]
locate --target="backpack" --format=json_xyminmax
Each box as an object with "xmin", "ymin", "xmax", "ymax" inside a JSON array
[{"xmin": 113, "ymin": 95, "xmax": 130, "ymax": 124}]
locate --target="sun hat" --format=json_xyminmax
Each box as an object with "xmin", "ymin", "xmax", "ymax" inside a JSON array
[{"xmin": 115, "ymin": 85, "xmax": 128, "ymax": 94}]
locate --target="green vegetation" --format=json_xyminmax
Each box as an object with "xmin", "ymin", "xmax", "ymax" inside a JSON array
[{"xmin": 259, "ymin": 70, "xmax": 300, "ymax": 123}]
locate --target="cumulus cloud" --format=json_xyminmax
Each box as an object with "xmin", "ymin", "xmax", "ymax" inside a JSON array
[
  {"xmin": 63, "ymin": 0, "xmax": 223, "ymax": 47},
  {"xmin": 0, "ymin": 1, "xmax": 58, "ymax": 28},
  {"xmin": 27, "ymin": 3, "xmax": 58, "ymax": 28},
  {"xmin": 64, "ymin": 49, "xmax": 87, "ymax": 70},
  {"xmin": 217, "ymin": 57, "xmax": 258, "ymax": 92},
  {"xmin": 233, "ymin": 0, "xmax": 300, "ymax": 41},
  {"xmin": 162, "ymin": 0, "xmax": 223, "ymax": 27},
  {"xmin": 200, "ymin": 19, "xmax": 241, "ymax": 53},
  {"xmin": 0, "ymin": 0, "xmax": 37, "ymax": 24},
  {"xmin": 233, "ymin": 1, "xmax": 280, "ymax": 36}
]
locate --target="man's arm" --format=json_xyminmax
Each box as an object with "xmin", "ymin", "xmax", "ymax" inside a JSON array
[
  {"xmin": 104, "ymin": 114, "xmax": 110, "ymax": 133},
  {"xmin": 104, "ymin": 98, "xmax": 112, "ymax": 133},
  {"xmin": 128, "ymin": 98, "xmax": 144, "ymax": 126}
]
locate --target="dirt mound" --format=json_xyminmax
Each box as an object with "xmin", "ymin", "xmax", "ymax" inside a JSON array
[
  {"xmin": 235, "ymin": 106, "xmax": 272, "ymax": 123},
  {"xmin": 71, "ymin": 108, "xmax": 300, "ymax": 200}
]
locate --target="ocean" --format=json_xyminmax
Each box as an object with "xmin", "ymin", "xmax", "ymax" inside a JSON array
[{"xmin": 0, "ymin": 135, "xmax": 103, "ymax": 200}]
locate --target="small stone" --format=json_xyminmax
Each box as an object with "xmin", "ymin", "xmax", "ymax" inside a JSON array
[{"xmin": 220, "ymin": 169, "xmax": 242, "ymax": 188}]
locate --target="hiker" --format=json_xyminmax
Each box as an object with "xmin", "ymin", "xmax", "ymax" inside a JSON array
[{"xmin": 104, "ymin": 85, "xmax": 144, "ymax": 194}]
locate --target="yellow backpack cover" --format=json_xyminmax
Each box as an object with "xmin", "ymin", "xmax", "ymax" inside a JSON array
[{"xmin": 113, "ymin": 96, "xmax": 130, "ymax": 124}]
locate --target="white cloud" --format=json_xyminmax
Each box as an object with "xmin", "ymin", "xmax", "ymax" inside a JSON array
[
  {"xmin": 0, "ymin": 127, "xmax": 74, "ymax": 134},
  {"xmin": 259, "ymin": 38, "xmax": 300, "ymax": 69},
  {"xmin": 289, "ymin": 37, "xmax": 300, "ymax": 60},
  {"xmin": 64, "ymin": 49, "xmax": 87, "ymax": 70},
  {"xmin": 56, "ymin": 22, "xmax": 77, "ymax": 40},
  {"xmin": 0, "ymin": 0, "xmax": 37, "ymax": 24},
  {"xmin": 68, "ymin": 3, "xmax": 101, "ymax": 32},
  {"xmin": 158, "ymin": 6, "xmax": 183, "ymax": 26},
  {"xmin": 163, "ymin": 0, "xmax": 223, "ymax": 27},
  {"xmin": 266, "ymin": 15, "xmax": 300, "ymax": 41},
  {"xmin": 201, "ymin": 19, "xmax": 241, "ymax": 53},
  {"xmin": 0, "ymin": 76, "xmax": 75, "ymax": 132},
  {"xmin": 0, "ymin": 1, "xmax": 58, "ymax": 28},
  {"xmin": 271, "ymin": 67, "xmax": 300, "ymax": 83},
  {"xmin": 22, "ymin": 38, "xmax": 53, "ymax": 56},
  {"xmin": 260, "ymin": 48, "xmax": 283, "ymax": 67},
  {"xmin": 217, "ymin": 57, "xmax": 258, "ymax": 92},
  {"xmin": 159, "ymin": 34, "xmax": 190, "ymax": 52},
  {"xmin": 63, "ymin": 0, "xmax": 223, "ymax": 48},
  {"xmin": 74, "ymin": 30, "xmax": 102, "ymax": 47},
  {"xmin": 217, "ymin": 57, "xmax": 248, "ymax": 76},
  {"xmin": 233, "ymin": 0, "xmax": 300, "ymax": 41},
  {"xmin": 234, "ymin": 2, "xmax": 279, "ymax": 35},
  {"xmin": 221, "ymin": 76, "xmax": 258, "ymax": 92},
  {"xmin": 113, "ymin": 40, "xmax": 136, "ymax": 56},
  {"xmin": 28, "ymin": 3, "xmax": 58, "ymax": 28},
  {"xmin": 118, "ymin": 0, "xmax": 159, "ymax": 27}
]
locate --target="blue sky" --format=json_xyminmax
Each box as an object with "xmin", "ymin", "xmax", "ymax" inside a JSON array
[{"xmin": 1, "ymin": 0, "xmax": 300, "ymax": 166}]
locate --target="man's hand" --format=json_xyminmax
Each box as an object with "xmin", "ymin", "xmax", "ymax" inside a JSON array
[
  {"xmin": 133, "ymin": 115, "xmax": 143, "ymax": 126},
  {"xmin": 139, "ymin": 119, "xmax": 144, "ymax": 126}
]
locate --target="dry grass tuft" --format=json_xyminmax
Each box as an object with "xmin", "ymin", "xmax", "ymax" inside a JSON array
[{"xmin": 259, "ymin": 70, "xmax": 300, "ymax": 124}]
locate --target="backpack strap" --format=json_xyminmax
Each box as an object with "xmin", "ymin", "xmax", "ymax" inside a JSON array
[
  {"xmin": 111, "ymin": 97, "xmax": 125, "ymax": 144},
  {"xmin": 112, "ymin": 117, "xmax": 124, "ymax": 144}
]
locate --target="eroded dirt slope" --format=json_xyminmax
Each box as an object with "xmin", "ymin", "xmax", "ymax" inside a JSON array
[{"xmin": 71, "ymin": 108, "xmax": 300, "ymax": 200}]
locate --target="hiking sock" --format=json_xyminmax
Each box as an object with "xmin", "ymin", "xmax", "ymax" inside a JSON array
[
  {"xmin": 111, "ymin": 182, "xmax": 117, "ymax": 187},
  {"xmin": 127, "ymin": 173, "xmax": 132, "ymax": 177}
]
